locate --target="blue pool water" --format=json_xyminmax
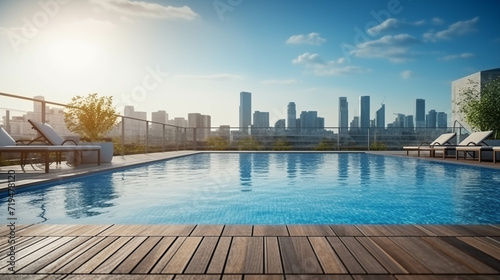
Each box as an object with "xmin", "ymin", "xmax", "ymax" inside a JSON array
[{"xmin": 2, "ymin": 153, "xmax": 500, "ymax": 224}]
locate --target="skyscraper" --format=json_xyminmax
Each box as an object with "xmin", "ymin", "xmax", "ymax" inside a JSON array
[
  {"xmin": 239, "ymin": 91, "xmax": 251, "ymax": 133},
  {"xmin": 427, "ymin": 109, "xmax": 437, "ymax": 128},
  {"xmin": 287, "ymin": 102, "xmax": 296, "ymax": 131},
  {"xmin": 359, "ymin": 96, "xmax": 370, "ymax": 133},
  {"xmin": 253, "ymin": 111, "xmax": 269, "ymax": 128},
  {"xmin": 437, "ymin": 112, "xmax": 447, "ymax": 128},
  {"xmin": 338, "ymin": 97, "xmax": 348, "ymax": 134},
  {"xmin": 415, "ymin": 99, "xmax": 425, "ymax": 128},
  {"xmin": 375, "ymin": 104, "xmax": 385, "ymax": 129},
  {"xmin": 300, "ymin": 111, "xmax": 318, "ymax": 132}
]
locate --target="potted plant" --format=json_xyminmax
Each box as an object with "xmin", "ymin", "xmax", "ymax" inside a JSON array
[{"xmin": 64, "ymin": 93, "xmax": 118, "ymax": 163}]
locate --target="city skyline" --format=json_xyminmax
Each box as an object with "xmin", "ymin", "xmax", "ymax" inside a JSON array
[{"xmin": 1, "ymin": 0, "xmax": 500, "ymax": 127}]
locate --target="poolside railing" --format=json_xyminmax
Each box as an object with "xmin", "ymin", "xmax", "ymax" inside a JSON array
[{"xmin": 1, "ymin": 92, "xmax": 469, "ymax": 159}]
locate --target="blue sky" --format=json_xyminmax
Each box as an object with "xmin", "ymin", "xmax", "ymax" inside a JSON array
[{"xmin": 1, "ymin": 0, "xmax": 500, "ymax": 127}]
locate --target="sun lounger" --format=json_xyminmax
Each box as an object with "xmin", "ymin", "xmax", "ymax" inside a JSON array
[
  {"xmin": 403, "ymin": 132, "xmax": 456, "ymax": 156},
  {"xmin": 455, "ymin": 146, "xmax": 494, "ymax": 162},
  {"xmin": 432, "ymin": 131, "xmax": 494, "ymax": 159},
  {"xmin": 0, "ymin": 126, "xmax": 100, "ymax": 173},
  {"xmin": 494, "ymin": 147, "xmax": 500, "ymax": 163}
]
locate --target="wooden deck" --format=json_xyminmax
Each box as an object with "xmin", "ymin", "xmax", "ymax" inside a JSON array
[{"xmin": 1, "ymin": 224, "xmax": 499, "ymax": 279}]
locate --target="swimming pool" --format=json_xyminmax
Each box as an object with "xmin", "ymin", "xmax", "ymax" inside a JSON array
[{"xmin": 2, "ymin": 153, "xmax": 500, "ymax": 224}]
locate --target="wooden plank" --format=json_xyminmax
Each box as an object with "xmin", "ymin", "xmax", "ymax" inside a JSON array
[
  {"xmin": 422, "ymin": 236, "xmax": 498, "ymax": 274},
  {"xmin": 190, "ymin": 225, "xmax": 224, "ymax": 236},
  {"xmin": 0, "ymin": 237, "xmax": 58, "ymax": 268},
  {"xmin": 309, "ymin": 237, "xmax": 347, "ymax": 273},
  {"xmin": 253, "ymin": 225, "xmax": 288, "ymax": 236},
  {"xmin": 357, "ymin": 225, "xmax": 427, "ymax": 237},
  {"xmin": 287, "ymin": 225, "xmax": 336, "ymax": 236},
  {"xmin": 460, "ymin": 225, "xmax": 500, "ymax": 236},
  {"xmin": 369, "ymin": 237, "xmax": 430, "ymax": 274},
  {"xmin": 38, "ymin": 237, "xmax": 107, "ymax": 274},
  {"xmin": 137, "ymin": 225, "xmax": 195, "ymax": 236},
  {"xmin": 340, "ymin": 237, "xmax": 387, "ymax": 274},
  {"xmin": 356, "ymin": 237, "xmax": 408, "ymax": 274},
  {"xmin": 173, "ymin": 276, "xmax": 221, "ymax": 280},
  {"xmin": 222, "ymin": 275, "xmax": 243, "ymax": 280},
  {"xmin": 63, "ymin": 225, "xmax": 113, "ymax": 236},
  {"xmin": 265, "ymin": 237, "xmax": 283, "ymax": 274},
  {"xmin": 73, "ymin": 237, "xmax": 132, "ymax": 273},
  {"xmin": 327, "ymin": 237, "xmax": 365, "ymax": 274},
  {"xmin": 112, "ymin": 236, "xmax": 161, "ymax": 274},
  {"xmin": 92, "ymin": 235, "xmax": 148, "ymax": 275},
  {"xmin": 0, "ymin": 236, "xmax": 33, "ymax": 252},
  {"xmin": 390, "ymin": 237, "xmax": 474, "ymax": 274},
  {"xmin": 161, "ymin": 237, "xmax": 202, "ymax": 273},
  {"xmin": 278, "ymin": 236, "xmax": 323, "ymax": 274},
  {"xmin": 184, "ymin": 237, "xmax": 219, "ymax": 273},
  {"xmin": 330, "ymin": 225, "xmax": 365, "ymax": 236},
  {"xmin": 418, "ymin": 225, "xmax": 477, "ymax": 236},
  {"xmin": 459, "ymin": 237, "xmax": 500, "ymax": 259},
  {"xmin": 2, "ymin": 237, "xmax": 74, "ymax": 273},
  {"xmin": 206, "ymin": 236, "xmax": 231, "ymax": 274},
  {"xmin": 96, "ymin": 225, "xmax": 145, "ymax": 236},
  {"xmin": 245, "ymin": 276, "xmax": 285, "ymax": 280},
  {"xmin": 132, "ymin": 236, "xmax": 176, "ymax": 274},
  {"xmin": 55, "ymin": 237, "xmax": 118, "ymax": 274},
  {"xmin": 224, "ymin": 237, "xmax": 264, "ymax": 274},
  {"xmin": 222, "ymin": 225, "xmax": 252, "ymax": 236},
  {"xmin": 150, "ymin": 237, "xmax": 186, "ymax": 273},
  {"xmin": 16, "ymin": 237, "xmax": 91, "ymax": 273},
  {"xmin": 15, "ymin": 225, "xmax": 73, "ymax": 236}
]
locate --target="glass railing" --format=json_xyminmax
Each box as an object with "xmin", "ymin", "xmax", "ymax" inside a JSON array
[{"xmin": 1, "ymin": 92, "xmax": 466, "ymax": 157}]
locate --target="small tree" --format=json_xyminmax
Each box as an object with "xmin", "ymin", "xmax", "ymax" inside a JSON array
[
  {"xmin": 237, "ymin": 137, "xmax": 262, "ymax": 150},
  {"xmin": 206, "ymin": 136, "xmax": 229, "ymax": 150},
  {"xmin": 458, "ymin": 78, "xmax": 500, "ymax": 139},
  {"xmin": 64, "ymin": 93, "xmax": 118, "ymax": 142},
  {"xmin": 314, "ymin": 138, "xmax": 336, "ymax": 150},
  {"xmin": 272, "ymin": 138, "xmax": 292, "ymax": 151}
]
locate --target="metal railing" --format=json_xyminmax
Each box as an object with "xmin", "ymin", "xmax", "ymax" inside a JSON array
[{"xmin": 1, "ymin": 92, "xmax": 465, "ymax": 156}]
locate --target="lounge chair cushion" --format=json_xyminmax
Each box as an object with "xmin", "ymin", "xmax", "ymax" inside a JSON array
[
  {"xmin": 0, "ymin": 127, "xmax": 16, "ymax": 146},
  {"xmin": 30, "ymin": 120, "xmax": 65, "ymax": 145}
]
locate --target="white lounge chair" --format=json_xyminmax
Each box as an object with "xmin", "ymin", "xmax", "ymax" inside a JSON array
[
  {"xmin": 494, "ymin": 147, "xmax": 500, "ymax": 163},
  {"xmin": 403, "ymin": 132, "xmax": 456, "ymax": 156},
  {"xmin": 0, "ymin": 126, "xmax": 100, "ymax": 173},
  {"xmin": 432, "ymin": 131, "xmax": 494, "ymax": 159}
]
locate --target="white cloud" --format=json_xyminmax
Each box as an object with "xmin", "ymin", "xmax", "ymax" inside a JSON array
[
  {"xmin": 350, "ymin": 34, "xmax": 419, "ymax": 63},
  {"xmin": 261, "ymin": 79, "xmax": 298, "ymax": 85},
  {"xmin": 432, "ymin": 17, "xmax": 445, "ymax": 25},
  {"xmin": 424, "ymin": 17, "xmax": 479, "ymax": 41},
  {"xmin": 292, "ymin": 52, "xmax": 368, "ymax": 76},
  {"xmin": 367, "ymin": 18, "xmax": 400, "ymax": 35},
  {"xmin": 441, "ymin": 53, "xmax": 474, "ymax": 61},
  {"xmin": 401, "ymin": 70, "xmax": 414, "ymax": 79},
  {"xmin": 286, "ymin": 32, "xmax": 326, "ymax": 45},
  {"xmin": 90, "ymin": 0, "xmax": 199, "ymax": 20}
]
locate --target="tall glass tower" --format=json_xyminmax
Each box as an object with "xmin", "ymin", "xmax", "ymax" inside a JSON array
[
  {"xmin": 359, "ymin": 96, "xmax": 370, "ymax": 133},
  {"xmin": 287, "ymin": 102, "xmax": 296, "ymax": 131},
  {"xmin": 239, "ymin": 91, "xmax": 251, "ymax": 133},
  {"xmin": 376, "ymin": 104, "xmax": 385, "ymax": 128},
  {"xmin": 338, "ymin": 97, "xmax": 348, "ymax": 134},
  {"xmin": 415, "ymin": 98, "xmax": 425, "ymax": 128}
]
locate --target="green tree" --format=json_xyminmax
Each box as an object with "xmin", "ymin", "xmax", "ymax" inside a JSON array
[
  {"xmin": 272, "ymin": 138, "xmax": 292, "ymax": 150},
  {"xmin": 64, "ymin": 93, "xmax": 118, "ymax": 141},
  {"xmin": 206, "ymin": 136, "xmax": 229, "ymax": 150},
  {"xmin": 370, "ymin": 142, "xmax": 387, "ymax": 151},
  {"xmin": 237, "ymin": 137, "xmax": 262, "ymax": 150},
  {"xmin": 458, "ymin": 78, "xmax": 500, "ymax": 139}
]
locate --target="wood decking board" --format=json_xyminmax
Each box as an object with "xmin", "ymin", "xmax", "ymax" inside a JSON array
[
  {"xmin": 308, "ymin": 236, "xmax": 348, "ymax": 274},
  {"xmin": 1, "ymin": 224, "xmax": 499, "ymax": 278},
  {"xmin": 190, "ymin": 225, "xmax": 224, "ymax": 236},
  {"xmin": 93, "ymin": 236, "xmax": 148, "ymax": 274},
  {"xmin": 131, "ymin": 236, "xmax": 176, "ymax": 274},
  {"xmin": 278, "ymin": 237, "xmax": 323, "ymax": 274},
  {"xmin": 389, "ymin": 237, "xmax": 474, "ymax": 274},
  {"xmin": 224, "ymin": 237, "xmax": 264, "ymax": 274},
  {"xmin": 222, "ymin": 225, "xmax": 253, "ymax": 236},
  {"xmin": 16, "ymin": 236, "xmax": 91, "ymax": 273}
]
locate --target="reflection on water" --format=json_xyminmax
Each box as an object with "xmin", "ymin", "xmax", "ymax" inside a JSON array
[{"xmin": 1, "ymin": 153, "xmax": 499, "ymax": 224}]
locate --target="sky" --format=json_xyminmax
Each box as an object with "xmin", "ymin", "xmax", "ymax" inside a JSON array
[{"xmin": 1, "ymin": 0, "xmax": 500, "ymax": 128}]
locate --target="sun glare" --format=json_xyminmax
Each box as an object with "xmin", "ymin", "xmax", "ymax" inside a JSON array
[{"xmin": 47, "ymin": 40, "xmax": 100, "ymax": 73}]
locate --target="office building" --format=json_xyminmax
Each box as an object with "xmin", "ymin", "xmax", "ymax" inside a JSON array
[
  {"xmin": 452, "ymin": 68, "xmax": 500, "ymax": 132},
  {"xmin": 253, "ymin": 111, "xmax": 270, "ymax": 128},
  {"xmin": 375, "ymin": 104, "xmax": 385, "ymax": 129},
  {"xmin": 404, "ymin": 115, "xmax": 414, "ymax": 129},
  {"xmin": 350, "ymin": 116, "xmax": 359, "ymax": 130},
  {"xmin": 359, "ymin": 96, "xmax": 370, "ymax": 132},
  {"xmin": 274, "ymin": 119, "xmax": 286, "ymax": 132},
  {"xmin": 392, "ymin": 113, "xmax": 405, "ymax": 128},
  {"xmin": 426, "ymin": 109, "xmax": 437, "ymax": 128},
  {"xmin": 300, "ymin": 111, "xmax": 318, "ymax": 132},
  {"xmin": 415, "ymin": 99, "xmax": 425, "ymax": 128},
  {"xmin": 287, "ymin": 102, "xmax": 296, "ymax": 131},
  {"xmin": 188, "ymin": 113, "xmax": 211, "ymax": 141},
  {"xmin": 239, "ymin": 91, "xmax": 251, "ymax": 133},
  {"xmin": 124, "ymin": 106, "xmax": 147, "ymax": 141},
  {"xmin": 437, "ymin": 112, "xmax": 447, "ymax": 128},
  {"xmin": 338, "ymin": 97, "xmax": 348, "ymax": 134}
]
